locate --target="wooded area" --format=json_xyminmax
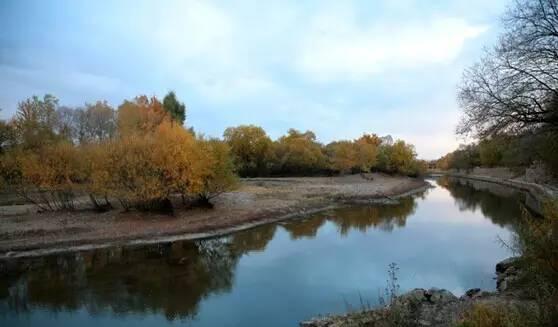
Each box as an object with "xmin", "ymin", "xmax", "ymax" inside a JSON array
[{"xmin": 0, "ymin": 93, "xmax": 425, "ymax": 213}]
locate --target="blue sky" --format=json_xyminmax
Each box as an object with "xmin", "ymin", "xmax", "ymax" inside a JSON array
[{"xmin": 0, "ymin": 0, "xmax": 509, "ymax": 159}]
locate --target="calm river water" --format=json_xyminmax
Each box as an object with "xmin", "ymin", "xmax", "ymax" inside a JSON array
[{"xmin": 0, "ymin": 177, "xmax": 524, "ymax": 327}]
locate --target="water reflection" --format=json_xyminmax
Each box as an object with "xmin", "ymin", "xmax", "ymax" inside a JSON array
[
  {"xmin": 1, "ymin": 240, "xmax": 240, "ymax": 321},
  {"xmin": 0, "ymin": 178, "xmax": 521, "ymax": 327},
  {"xmin": 436, "ymin": 176, "xmax": 523, "ymax": 228},
  {"xmin": 0, "ymin": 197, "xmax": 421, "ymax": 321},
  {"xmin": 283, "ymin": 194, "xmax": 423, "ymax": 238}
]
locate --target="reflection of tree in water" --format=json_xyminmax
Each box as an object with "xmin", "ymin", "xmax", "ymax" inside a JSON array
[
  {"xmin": 282, "ymin": 216, "xmax": 327, "ymax": 239},
  {"xmin": 329, "ymin": 196, "xmax": 418, "ymax": 235},
  {"xmin": 436, "ymin": 176, "xmax": 522, "ymax": 227},
  {"xmin": 230, "ymin": 223, "xmax": 277, "ymax": 253},
  {"xmin": 281, "ymin": 194, "xmax": 422, "ymax": 239},
  {"xmin": 1, "ymin": 238, "xmax": 241, "ymax": 321}
]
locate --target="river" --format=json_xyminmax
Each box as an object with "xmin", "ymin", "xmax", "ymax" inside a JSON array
[{"xmin": 0, "ymin": 177, "xmax": 524, "ymax": 327}]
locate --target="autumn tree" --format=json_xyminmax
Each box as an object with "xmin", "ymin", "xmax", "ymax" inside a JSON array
[
  {"xmin": 197, "ymin": 138, "xmax": 238, "ymax": 206},
  {"xmin": 390, "ymin": 140, "xmax": 417, "ymax": 174},
  {"xmin": 14, "ymin": 95, "xmax": 59, "ymax": 150},
  {"xmin": 326, "ymin": 141, "xmax": 357, "ymax": 174},
  {"xmin": 223, "ymin": 125, "xmax": 273, "ymax": 177},
  {"xmin": 273, "ymin": 129, "xmax": 327, "ymax": 175},
  {"xmin": 14, "ymin": 142, "xmax": 85, "ymax": 210},
  {"xmin": 436, "ymin": 153, "xmax": 454, "ymax": 170},
  {"xmin": 354, "ymin": 134, "xmax": 381, "ymax": 172},
  {"xmin": 163, "ymin": 91, "xmax": 186, "ymax": 125},
  {"xmin": 88, "ymin": 122, "xmax": 205, "ymax": 212},
  {"xmin": 117, "ymin": 96, "xmax": 170, "ymax": 137},
  {"xmin": 375, "ymin": 138, "xmax": 424, "ymax": 176}
]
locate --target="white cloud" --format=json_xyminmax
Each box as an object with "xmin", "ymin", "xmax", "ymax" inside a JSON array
[
  {"xmin": 195, "ymin": 74, "xmax": 279, "ymax": 101},
  {"xmin": 296, "ymin": 8, "xmax": 488, "ymax": 81},
  {"xmin": 0, "ymin": 65, "xmax": 132, "ymax": 108},
  {"xmin": 141, "ymin": 0, "xmax": 286, "ymax": 102},
  {"xmin": 151, "ymin": 0, "xmax": 234, "ymax": 64}
]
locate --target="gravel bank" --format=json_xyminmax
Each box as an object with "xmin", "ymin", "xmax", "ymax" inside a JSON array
[{"xmin": 0, "ymin": 173, "xmax": 428, "ymax": 258}]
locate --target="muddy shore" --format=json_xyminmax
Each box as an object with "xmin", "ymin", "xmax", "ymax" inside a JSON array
[{"xmin": 0, "ymin": 173, "xmax": 428, "ymax": 259}]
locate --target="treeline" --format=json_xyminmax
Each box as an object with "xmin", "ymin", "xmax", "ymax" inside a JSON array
[
  {"xmin": 0, "ymin": 93, "xmax": 425, "ymax": 212},
  {"xmin": 223, "ymin": 125, "xmax": 426, "ymax": 177},
  {"xmin": 436, "ymin": 131, "xmax": 558, "ymax": 174},
  {"xmin": 0, "ymin": 93, "xmax": 235, "ymax": 212}
]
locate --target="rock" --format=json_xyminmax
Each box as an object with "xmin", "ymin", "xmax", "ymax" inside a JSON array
[
  {"xmin": 497, "ymin": 279, "xmax": 508, "ymax": 292},
  {"xmin": 300, "ymin": 319, "xmax": 330, "ymax": 327},
  {"xmin": 395, "ymin": 288, "xmax": 457, "ymax": 307},
  {"xmin": 495, "ymin": 257, "xmax": 522, "ymax": 293},
  {"xmin": 496, "ymin": 257, "xmax": 520, "ymax": 274},
  {"xmin": 465, "ymin": 288, "xmax": 481, "ymax": 298},
  {"xmin": 398, "ymin": 288, "xmax": 428, "ymax": 303},
  {"xmin": 427, "ymin": 288, "xmax": 457, "ymax": 304}
]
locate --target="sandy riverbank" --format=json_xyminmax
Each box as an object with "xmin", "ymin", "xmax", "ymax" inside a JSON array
[{"xmin": 0, "ymin": 173, "xmax": 428, "ymax": 258}]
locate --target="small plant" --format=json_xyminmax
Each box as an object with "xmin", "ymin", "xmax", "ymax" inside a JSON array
[{"xmin": 378, "ymin": 262, "xmax": 400, "ymax": 307}]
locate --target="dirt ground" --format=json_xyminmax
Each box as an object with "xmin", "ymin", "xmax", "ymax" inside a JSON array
[{"xmin": 0, "ymin": 174, "xmax": 427, "ymax": 257}]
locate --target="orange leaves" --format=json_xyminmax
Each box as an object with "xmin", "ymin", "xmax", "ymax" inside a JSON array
[
  {"xmin": 274, "ymin": 129, "xmax": 326, "ymax": 174},
  {"xmin": 2, "ymin": 94, "xmax": 239, "ymax": 212},
  {"xmin": 224, "ymin": 125, "xmax": 274, "ymax": 176},
  {"xmin": 20, "ymin": 142, "xmax": 84, "ymax": 193},
  {"xmin": 151, "ymin": 122, "xmax": 209, "ymax": 196},
  {"xmin": 326, "ymin": 141, "xmax": 358, "ymax": 174},
  {"xmin": 85, "ymin": 121, "xmax": 236, "ymax": 209},
  {"xmin": 117, "ymin": 96, "xmax": 171, "ymax": 137},
  {"xmin": 198, "ymin": 138, "xmax": 238, "ymax": 200}
]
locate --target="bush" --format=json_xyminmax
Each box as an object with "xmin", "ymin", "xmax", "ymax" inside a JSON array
[
  {"xmin": 3, "ymin": 143, "xmax": 85, "ymax": 210},
  {"xmin": 197, "ymin": 138, "xmax": 238, "ymax": 205},
  {"xmin": 89, "ymin": 122, "xmax": 208, "ymax": 211},
  {"xmin": 456, "ymin": 303, "xmax": 526, "ymax": 327},
  {"xmin": 511, "ymin": 200, "xmax": 558, "ymax": 326}
]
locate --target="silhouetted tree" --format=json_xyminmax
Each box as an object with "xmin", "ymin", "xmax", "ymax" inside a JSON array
[{"xmin": 458, "ymin": 0, "xmax": 558, "ymax": 137}]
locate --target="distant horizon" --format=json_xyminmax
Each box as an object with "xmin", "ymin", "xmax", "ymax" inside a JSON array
[{"xmin": 0, "ymin": 0, "xmax": 511, "ymax": 159}]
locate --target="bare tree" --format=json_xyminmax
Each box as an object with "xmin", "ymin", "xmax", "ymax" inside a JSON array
[
  {"xmin": 458, "ymin": 0, "xmax": 558, "ymax": 138},
  {"xmin": 82, "ymin": 101, "xmax": 116, "ymax": 142},
  {"xmin": 54, "ymin": 101, "xmax": 116, "ymax": 144}
]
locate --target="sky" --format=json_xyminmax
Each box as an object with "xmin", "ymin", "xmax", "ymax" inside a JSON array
[{"xmin": 0, "ymin": 0, "xmax": 510, "ymax": 159}]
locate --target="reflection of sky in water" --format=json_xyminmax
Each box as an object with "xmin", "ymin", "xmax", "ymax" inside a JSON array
[{"xmin": 1, "ymin": 178, "xmax": 518, "ymax": 327}]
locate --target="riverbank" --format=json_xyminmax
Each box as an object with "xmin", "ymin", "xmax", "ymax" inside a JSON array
[
  {"xmin": 0, "ymin": 173, "xmax": 428, "ymax": 259},
  {"xmin": 300, "ymin": 257, "xmax": 529, "ymax": 327}
]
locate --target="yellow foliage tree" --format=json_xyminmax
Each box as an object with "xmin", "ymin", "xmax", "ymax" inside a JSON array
[
  {"xmin": 88, "ymin": 121, "xmax": 210, "ymax": 211},
  {"xmin": 223, "ymin": 125, "xmax": 273, "ymax": 176},
  {"xmin": 197, "ymin": 138, "xmax": 238, "ymax": 205},
  {"xmin": 274, "ymin": 129, "xmax": 326, "ymax": 175},
  {"xmin": 17, "ymin": 142, "xmax": 85, "ymax": 210},
  {"xmin": 326, "ymin": 141, "xmax": 358, "ymax": 174},
  {"xmin": 151, "ymin": 122, "xmax": 209, "ymax": 199},
  {"xmin": 117, "ymin": 96, "xmax": 170, "ymax": 137},
  {"xmin": 354, "ymin": 134, "xmax": 380, "ymax": 172}
]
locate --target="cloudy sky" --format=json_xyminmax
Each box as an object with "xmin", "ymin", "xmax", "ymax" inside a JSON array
[{"xmin": 0, "ymin": 0, "xmax": 509, "ymax": 159}]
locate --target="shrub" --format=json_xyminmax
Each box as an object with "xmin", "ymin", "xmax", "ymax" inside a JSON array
[
  {"xmin": 197, "ymin": 138, "xmax": 238, "ymax": 205},
  {"xmin": 456, "ymin": 303, "xmax": 526, "ymax": 327},
  {"xmin": 511, "ymin": 200, "xmax": 558, "ymax": 326}
]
